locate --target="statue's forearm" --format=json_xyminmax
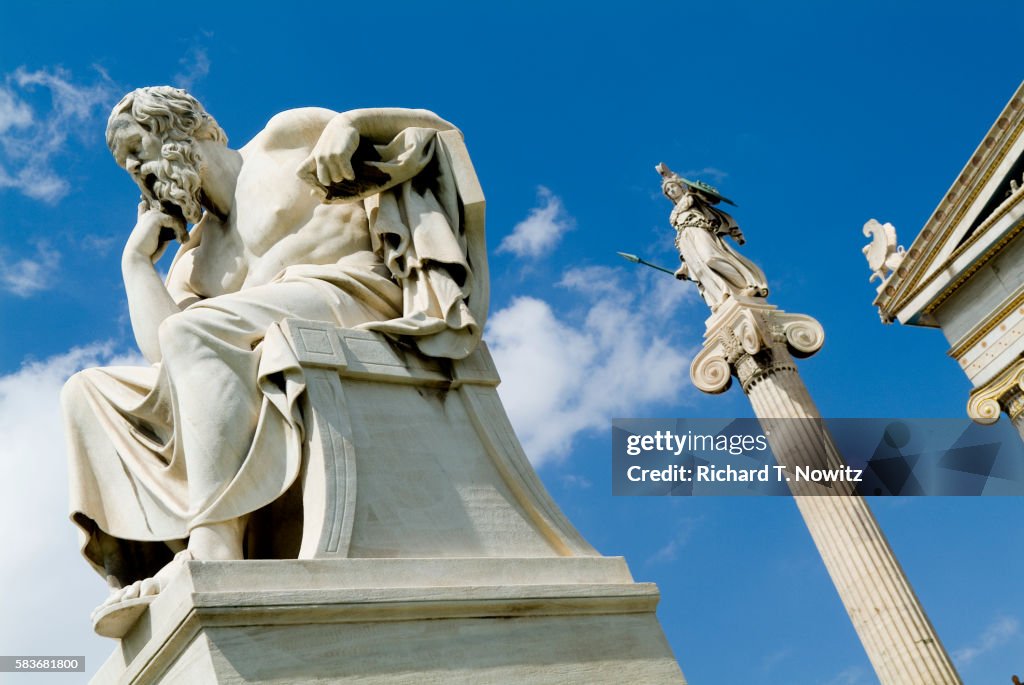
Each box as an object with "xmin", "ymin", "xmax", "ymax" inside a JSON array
[
  {"xmin": 297, "ymin": 107, "xmax": 461, "ymax": 200},
  {"xmin": 122, "ymin": 255, "xmax": 182, "ymax": 364},
  {"xmin": 333, "ymin": 108, "xmax": 458, "ymax": 142}
]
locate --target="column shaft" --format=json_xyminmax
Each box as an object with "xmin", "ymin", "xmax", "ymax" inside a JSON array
[{"xmin": 741, "ymin": 346, "xmax": 962, "ymax": 685}]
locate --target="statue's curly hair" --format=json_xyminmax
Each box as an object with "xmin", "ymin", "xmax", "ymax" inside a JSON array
[
  {"xmin": 106, "ymin": 87, "xmax": 224, "ymax": 224},
  {"xmin": 106, "ymin": 86, "xmax": 227, "ymax": 149}
]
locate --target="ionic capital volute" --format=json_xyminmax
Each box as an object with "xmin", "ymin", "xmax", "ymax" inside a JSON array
[
  {"xmin": 966, "ymin": 357, "xmax": 1024, "ymax": 424},
  {"xmin": 769, "ymin": 311, "xmax": 826, "ymax": 359},
  {"xmin": 691, "ymin": 299, "xmax": 825, "ymax": 395}
]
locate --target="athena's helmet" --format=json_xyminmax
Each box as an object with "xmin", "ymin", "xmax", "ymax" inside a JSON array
[{"xmin": 655, "ymin": 162, "xmax": 736, "ymax": 207}]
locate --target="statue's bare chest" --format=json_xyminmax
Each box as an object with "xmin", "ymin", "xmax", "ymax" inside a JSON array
[{"xmin": 186, "ymin": 148, "xmax": 373, "ymax": 297}]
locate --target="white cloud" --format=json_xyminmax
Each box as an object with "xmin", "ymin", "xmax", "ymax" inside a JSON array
[
  {"xmin": 0, "ymin": 344, "xmax": 146, "ymax": 678},
  {"xmin": 487, "ymin": 264, "xmax": 696, "ymax": 466},
  {"xmin": 953, "ymin": 615, "xmax": 1020, "ymax": 666},
  {"xmin": 497, "ymin": 186, "xmax": 574, "ymax": 258},
  {"xmin": 174, "ymin": 46, "xmax": 211, "ymax": 91},
  {"xmin": 0, "ymin": 66, "xmax": 116, "ymax": 202},
  {"xmin": 0, "ymin": 242, "xmax": 60, "ymax": 296},
  {"xmin": 645, "ymin": 516, "xmax": 703, "ymax": 565},
  {"xmin": 0, "ymin": 87, "xmax": 33, "ymax": 133},
  {"xmin": 557, "ymin": 264, "xmax": 621, "ymax": 295}
]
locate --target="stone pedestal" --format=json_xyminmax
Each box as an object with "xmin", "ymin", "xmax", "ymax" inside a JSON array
[
  {"xmin": 91, "ymin": 558, "xmax": 685, "ymax": 684},
  {"xmin": 691, "ymin": 297, "xmax": 961, "ymax": 685},
  {"xmin": 89, "ymin": 324, "xmax": 685, "ymax": 684}
]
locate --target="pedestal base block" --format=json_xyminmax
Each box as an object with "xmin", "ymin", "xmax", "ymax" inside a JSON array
[{"xmin": 92, "ymin": 558, "xmax": 686, "ymax": 684}]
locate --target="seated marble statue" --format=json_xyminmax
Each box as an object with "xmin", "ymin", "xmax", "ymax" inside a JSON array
[
  {"xmin": 656, "ymin": 163, "xmax": 768, "ymax": 311},
  {"xmin": 61, "ymin": 87, "xmax": 483, "ymax": 626}
]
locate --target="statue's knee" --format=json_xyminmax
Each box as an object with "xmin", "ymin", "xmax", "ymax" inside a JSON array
[
  {"xmin": 157, "ymin": 311, "xmax": 209, "ymax": 361},
  {"xmin": 61, "ymin": 369, "xmax": 98, "ymax": 417},
  {"xmin": 60, "ymin": 372, "xmax": 84, "ymax": 411}
]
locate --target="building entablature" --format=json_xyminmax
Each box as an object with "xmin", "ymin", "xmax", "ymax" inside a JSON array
[{"xmin": 874, "ymin": 82, "xmax": 1024, "ymax": 330}]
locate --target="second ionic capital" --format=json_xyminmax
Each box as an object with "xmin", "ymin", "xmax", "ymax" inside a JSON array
[{"xmin": 965, "ymin": 357, "xmax": 1024, "ymax": 424}]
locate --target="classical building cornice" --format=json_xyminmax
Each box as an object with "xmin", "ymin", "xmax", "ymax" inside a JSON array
[{"xmin": 875, "ymin": 82, "xmax": 1024, "ymax": 325}]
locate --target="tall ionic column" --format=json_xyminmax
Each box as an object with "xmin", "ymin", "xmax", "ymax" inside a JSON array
[
  {"xmin": 652, "ymin": 163, "xmax": 962, "ymax": 685},
  {"xmin": 691, "ymin": 296, "xmax": 962, "ymax": 685}
]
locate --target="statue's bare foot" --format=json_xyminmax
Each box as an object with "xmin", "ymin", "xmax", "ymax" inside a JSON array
[
  {"xmin": 91, "ymin": 549, "xmax": 193, "ymax": 638},
  {"xmin": 90, "ymin": 519, "xmax": 245, "ymax": 638}
]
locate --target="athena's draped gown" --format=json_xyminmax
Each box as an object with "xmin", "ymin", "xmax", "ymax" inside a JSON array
[{"xmin": 670, "ymin": 192, "xmax": 768, "ymax": 311}]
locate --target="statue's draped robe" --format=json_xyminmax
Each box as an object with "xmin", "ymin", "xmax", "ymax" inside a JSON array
[
  {"xmin": 670, "ymin": 194, "xmax": 767, "ymax": 310},
  {"xmin": 62, "ymin": 128, "xmax": 482, "ymax": 583}
]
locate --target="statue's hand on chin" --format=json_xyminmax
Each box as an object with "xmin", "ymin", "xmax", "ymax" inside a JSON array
[{"xmin": 124, "ymin": 206, "xmax": 181, "ymax": 265}]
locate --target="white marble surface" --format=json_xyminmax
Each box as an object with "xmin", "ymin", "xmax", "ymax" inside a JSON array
[
  {"xmin": 657, "ymin": 163, "xmax": 768, "ymax": 311},
  {"xmin": 91, "ymin": 558, "xmax": 686, "ymax": 684},
  {"xmin": 65, "ymin": 87, "xmax": 489, "ymax": 610}
]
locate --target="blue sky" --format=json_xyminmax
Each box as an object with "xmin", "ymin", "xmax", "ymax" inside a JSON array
[{"xmin": 1, "ymin": 2, "xmax": 1022, "ymax": 683}]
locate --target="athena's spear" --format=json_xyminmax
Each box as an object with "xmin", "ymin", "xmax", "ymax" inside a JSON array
[{"xmin": 616, "ymin": 251, "xmax": 675, "ymax": 276}]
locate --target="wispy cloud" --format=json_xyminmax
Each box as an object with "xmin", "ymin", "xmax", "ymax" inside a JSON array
[
  {"xmin": 0, "ymin": 87, "xmax": 33, "ymax": 133},
  {"xmin": 954, "ymin": 615, "xmax": 1020, "ymax": 666},
  {"xmin": 559, "ymin": 474, "xmax": 592, "ymax": 490},
  {"xmin": 0, "ymin": 66, "xmax": 116, "ymax": 202},
  {"xmin": 174, "ymin": 45, "xmax": 211, "ymax": 91},
  {"xmin": 487, "ymin": 262, "xmax": 696, "ymax": 466},
  {"xmin": 679, "ymin": 166, "xmax": 728, "ymax": 184},
  {"xmin": 759, "ymin": 647, "xmax": 792, "ymax": 673},
  {"xmin": 0, "ymin": 344, "xmax": 145, "ymax": 672},
  {"xmin": 645, "ymin": 516, "xmax": 703, "ymax": 565},
  {"xmin": 0, "ymin": 242, "xmax": 60, "ymax": 296},
  {"xmin": 821, "ymin": 666, "xmax": 869, "ymax": 685},
  {"xmin": 497, "ymin": 186, "xmax": 575, "ymax": 258}
]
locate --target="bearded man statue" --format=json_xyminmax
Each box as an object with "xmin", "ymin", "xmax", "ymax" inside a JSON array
[{"xmin": 60, "ymin": 87, "xmax": 486, "ymax": 633}]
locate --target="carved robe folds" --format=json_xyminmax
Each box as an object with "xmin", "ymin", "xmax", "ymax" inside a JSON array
[{"xmin": 62, "ymin": 129, "xmax": 483, "ymax": 585}]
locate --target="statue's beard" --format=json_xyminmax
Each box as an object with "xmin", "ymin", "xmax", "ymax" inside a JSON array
[{"xmin": 140, "ymin": 142, "xmax": 204, "ymax": 225}]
